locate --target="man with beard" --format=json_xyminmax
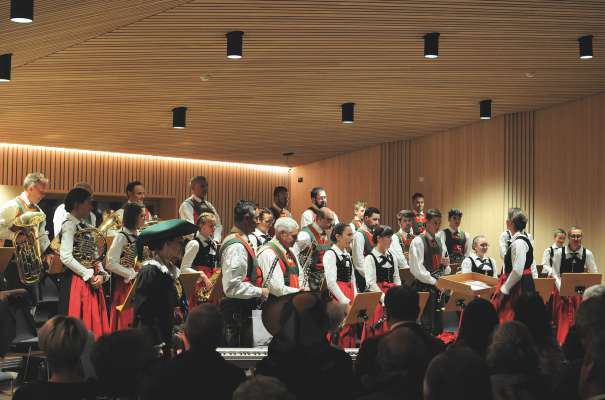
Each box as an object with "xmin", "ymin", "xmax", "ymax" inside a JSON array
[{"xmin": 300, "ymin": 187, "xmax": 339, "ymax": 228}]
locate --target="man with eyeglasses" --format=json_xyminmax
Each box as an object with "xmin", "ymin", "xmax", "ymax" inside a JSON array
[{"xmin": 550, "ymin": 227, "xmax": 598, "ymax": 344}]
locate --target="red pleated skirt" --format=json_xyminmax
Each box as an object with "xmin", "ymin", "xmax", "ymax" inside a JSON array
[
  {"xmin": 363, "ymin": 282, "xmax": 397, "ymax": 340},
  {"xmin": 328, "ymin": 281, "xmax": 357, "ymax": 348},
  {"xmin": 68, "ymin": 274, "xmax": 110, "ymax": 338},
  {"xmin": 491, "ymin": 269, "xmax": 534, "ymax": 324},
  {"xmin": 109, "ymin": 278, "xmax": 135, "ymax": 331},
  {"xmin": 551, "ymin": 287, "xmax": 582, "ymax": 345}
]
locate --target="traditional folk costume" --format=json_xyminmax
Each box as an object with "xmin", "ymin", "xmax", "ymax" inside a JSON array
[
  {"xmin": 411, "ymin": 210, "xmax": 427, "ymax": 235},
  {"xmin": 300, "ymin": 206, "xmax": 339, "ymax": 228},
  {"xmin": 179, "ymin": 195, "xmax": 223, "ymax": 242},
  {"xmin": 349, "ymin": 218, "xmax": 363, "ymax": 232},
  {"xmin": 294, "ymin": 222, "xmax": 331, "ymax": 292},
  {"xmin": 461, "ymin": 252, "xmax": 498, "ymax": 278},
  {"xmin": 499, "ymin": 229, "xmax": 533, "ymax": 259},
  {"xmin": 220, "ymin": 229, "xmax": 264, "ymax": 347},
  {"xmin": 248, "ymin": 228, "xmax": 271, "ymax": 254},
  {"xmin": 133, "ymin": 219, "xmax": 197, "ymax": 349},
  {"xmin": 58, "ymin": 214, "xmax": 110, "ymax": 338},
  {"xmin": 491, "ymin": 232, "xmax": 536, "ymax": 323},
  {"xmin": 323, "ymin": 244, "xmax": 357, "ymax": 348},
  {"xmin": 53, "ymin": 203, "xmax": 96, "ymax": 237},
  {"xmin": 550, "ymin": 245, "xmax": 598, "ymax": 344},
  {"xmin": 541, "ymin": 242, "xmax": 562, "ymax": 277},
  {"xmin": 436, "ymin": 228, "xmax": 471, "ymax": 273},
  {"xmin": 106, "ymin": 227, "xmax": 140, "ymax": 331},
  {"xmin": 268, "ymin": 204, "xmax": 292, "ymax": 236},
  {"xmin": 107, "ymin": 203, "xmax": 151, "ymax": 237},
  {"xmin": 351, "ymin": 225, "xmax": 375, "ymax": 292},
  {"xmin": 390, "ymin": 229, "xmax": 414, "ymax": 269},
  {"xmin": 363, "ymin": 248, "xmax": 401, "ymax": 338},
  {"xmin": 409, "ymin": 231, "xmax": 450, "ymax": 335},
  {"xmin": 180, "ymin": 232, "xmax": 218, "ymax": 307},
  {"xmin": 257, "ymin": 238, "xmax": 301, "ymax": 297}
]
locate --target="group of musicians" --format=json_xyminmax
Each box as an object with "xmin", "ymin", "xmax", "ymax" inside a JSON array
[{"xmin": 0, "ymin": 173, "xmax": 600, "ymax": 351}]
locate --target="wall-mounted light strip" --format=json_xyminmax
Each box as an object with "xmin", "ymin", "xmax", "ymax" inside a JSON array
[{"xmin": 0, "ymin": 143, "xmax": 290, "ymax": 173}]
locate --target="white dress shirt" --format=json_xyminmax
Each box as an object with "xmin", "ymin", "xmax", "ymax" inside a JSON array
[
  {"xmin": 220, "ymin": 233, "xmax": 262, "ymax": 299},
  {"xmin": 106, "ymin": 227, "xmax": 138, "ymax": 282},
  {"xmin": 53, "ymin": 203, "xmax": 97, "ymax": 237},
  {"xmin": 180, "ymin": 232, "xmax": 216, "ymax": 273},
  {"xmin": 323, "ymin": 244, "xmax": 357, "ymax": 304},
  {"xmin": 499, "ymin": 229, "xmax": 533, "ymax": 259},
  {"xmin": 364, "ymin": 248, "xmax": 401, "ymax": 303},
  {"xmin": 409, "ymin": 232, "xmax": 450, "ymax": 286},
  {"xmin": 0, "ymin": 192, "xmax": 50, "ymax": 251},
  {"xmin": 179, "ymin": 195, "xmax": 223, "ymax": 242},
  {"xmin": 500, "ymin": 232, "xmax": 536, "ymax": 295},
  {"xmin": 257, "ymin": 239, "xmax": 301, "ymax": 297},
  {"xmin": 60, "ymin": 214, "xmax": 107, "ymax": 282},
  {"xmin": 550, "ymin": 245, "xmax": 598, "ymax": 290},
  {"xmin": 293, "ymin": 222, "xmax": 326, "ymax": 256},
  {"xmin": 460, "ymin": 252, "xmax": 498, "ymax": 278},
  {"xmin": 300, "ymin": 208, "xmax": 339, "ymax": 228},
  {"xmin": 436, "ymin": 228, "xmax": 472, "ymax": 257},
  {"xmin": 351, "ymin": 226, "xmax": 372, "ymax": 277},
  {"xmin": 248, "ymin": 228, "xmax": 270, "ymax": 254},
  {"xmin": 540, "ymin": 243, "xmax": 560, "ymax": 276},
  {"xmin": 389, "ymin": 229, "xmax": 412, "ymax": 270}
]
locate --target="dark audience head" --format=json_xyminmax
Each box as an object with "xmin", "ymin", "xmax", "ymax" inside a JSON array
[
  {"xmin": 384, "ymin": 286, "xmax": 419, "ymax": 323},
  {"xmin": 64, "ymin": 187, "xmax": 92, "ymax": 213},
  {"xmin": 233, "ymin": 375, "xmax": 294, "ymax": 400},
  {"xmin": 514, "ymin": 293, "xmax": 554, "ymax": 348},
  {"xmin": 38, "ymin": 316, "xmax": 88, "ymax": 375},
  {"xmin": 274, "ymin": 292, "xmax": 330, "ymax": 348},
  {"xmin": 123, "ymin": 203, "xmax": 143, "ymax": 231},
  {"xmin": 234, "ymin": 200, "xmax": 258, "ymax": 234},
  {"xmin": 456, "ymin": 298, "xmax": 498, "ymax": 357},
  {"xmin": 487, "ymin": 321, "xmax": 540, "ymax": 376},
  {"xmin": 579, "ymin": 331, "xmax": 605, "ymax": 399},
  {"xmin": 185, "ymin": 304, "xmax": 223, "ymax": 351},
  {"xmin": 575, "ymin": 293, "xmax": 605, "ymax": 350},
  {"xmin": 424, "ymin": 347, "xmax": 493, "ymax": 400},
  {"xmin": 91, "ymin": 329, "xmax": 155, "ymax": 398}
]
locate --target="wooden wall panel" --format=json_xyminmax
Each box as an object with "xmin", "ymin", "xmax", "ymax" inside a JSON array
[
  {"xmin": 534, "ymin": 93, "xmax": 605, "ymax": 270},
  {"xmin": 290, "ymin": 147, "xmax": 381, "ymax": 226},
  {"xmin": 0, "ymin": 145, "xmax": 290, "ymax": 229},
  {"xmin": 379, "ymin": 141, "xmax": 411, "ymax": 228}
]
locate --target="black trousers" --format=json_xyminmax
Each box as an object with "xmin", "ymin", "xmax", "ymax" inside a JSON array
[{"xmin": 412, "ymin": 281, "xmax": 444, "ymax": 335}]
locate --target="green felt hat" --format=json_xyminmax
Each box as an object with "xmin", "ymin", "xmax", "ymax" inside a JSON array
[{"xmin": 138, "ymin": 219, "xmax": 197, "ymax": 244}]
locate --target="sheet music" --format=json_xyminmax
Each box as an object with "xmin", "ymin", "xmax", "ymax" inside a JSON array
[{"xmin": 462, "ymin": 280, "xmax": 492, "ymax": 290}]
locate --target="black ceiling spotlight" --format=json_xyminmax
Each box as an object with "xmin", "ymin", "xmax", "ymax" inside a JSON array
[
  {"xmin": 342, "ymin": 102, "xmax": 355, "ymax": 124},
  {"xmin": 579, "ymin": 35, "xmax": 593, "ymax": 60},
  {"xmin": 424, "ymin": 32, "xmax": 440, "ymax": 59},
  {"xmin": 10, "ymin": 0, "xmax": 33, "ymax": 23},
  {"xmin": 479, "ymin": 99, "xmax": 492, "ymax": 120},
  {"xmin": 0, "ymin": 54, "xmax": 12, "ymax": 82},
  {"xmin": 172, "ymin": 107, "xmax": 187, "ymax": 129},
  {"xmin": 226, "ymin": 31, "xmax": 244, "ymax": 59}
]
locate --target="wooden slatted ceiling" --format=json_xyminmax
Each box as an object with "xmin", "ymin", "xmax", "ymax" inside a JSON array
[{"xmin": 1, "ymin": 0, "xmax": 605, "ymax": 165}]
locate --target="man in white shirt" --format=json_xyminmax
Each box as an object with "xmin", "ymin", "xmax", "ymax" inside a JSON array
[
  {"xmin": 390, "ymin": 209, "xmax": 414, "ymax": 269},
  {"xmin": 351, "ymin": 207, "xmax": 381, "ymax": 292},
  {"xmin": 540, "ymin": 228, "xmax": 567, "ymax": 277},
  {"xmin": 179, "ymin": 176, "xmax": 222, "ymax": 242},
  {"xmin": 349, "ymin": 200, "xmax": 366, "ymax": 232},
  {"xmin": 0, "ymin": 172, "xmax": 51, "ymax": 296},
  {"xmin": 257, "ymin": 217, "xmax": 302, "ymax": 297},
  {"xmin": 436, "ymin": 208, "xmax": 471, "ymax": 273},
  {"xmin": 300, "ymin": 186, "xmax": 339, "ymax": 228},
  {"xmin": 52, "ymin": 182, "xmax": 97, "ymax": 237},
  {"xmin": 248, "ymin": 208, "xmax": 274, "ymax": 253},
  {"xmin": 409, "ymin": 209, "xmax": 450, "ymax": 334},
  {"xmin": 220, "ymin": 200, "xmax": 269, "ymax": 347}
]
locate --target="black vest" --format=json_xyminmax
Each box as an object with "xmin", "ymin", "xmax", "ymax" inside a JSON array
[
  {"xmin": 468, "ymin": 256, "xmax": 494, "ymax": 276},
  {"xmin": 330, "ymin": 249, "xmax": 353, "ymax": 282},
  {"xmin": 369, "ymin": 252, "xmax": 395, "ymax": 283},
  {"xmin": 192, "ymin": 237, "xmax": 217, "ymax": 268},
  {"xmin": 560, "ymin": 247, "xmax": 587, "ymax": 274},
  {"xmin": 444, "ymin": 229, "xmax": 466, "ymax": 264},
  {"xmin": 504, "ymin": 235, "xmax": 534, "ymax": 275}
]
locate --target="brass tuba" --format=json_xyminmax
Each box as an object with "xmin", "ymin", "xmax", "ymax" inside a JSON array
[{"xmin": 11, "ymin": 211, "xmax": 47, "ymax": 285}]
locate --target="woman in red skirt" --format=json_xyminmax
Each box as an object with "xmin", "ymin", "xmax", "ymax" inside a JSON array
[
  {"xmin": 491, "ymin": 209, "xmax": 536, "ymax": 323},
  {"xmin": 363, "ymin": 225, "xmax": 401, "ymax": 338},
  {"xmin": 106, "ymin": 203, "xmax": 145, "ymax": 331},
  {"xmin": 323, "ymin": 222, "xmax": 357, "ymax": 347},
  {"xmin": 58, "ymin": 187, "xmax": 110, "ymax": 338}
]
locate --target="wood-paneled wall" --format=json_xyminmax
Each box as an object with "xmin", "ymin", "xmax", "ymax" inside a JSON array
[
  {"xmin": 379, "ymin": 141, "xmax": 412, "ymax": 228},
  {"xmin": 0, "ymin": 145, "xmax": 290, "ymax": 229},
  {"xmin": 290, "ymin": 147, "xmax": 381, "ymax": 226}
]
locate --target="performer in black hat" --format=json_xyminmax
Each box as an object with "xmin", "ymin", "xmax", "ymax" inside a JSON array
[{"xmin": 132, "ymin": 219, "xmax": 197, "ymax": 353}]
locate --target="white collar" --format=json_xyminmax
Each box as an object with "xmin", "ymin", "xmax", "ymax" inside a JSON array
[
  {"xmin": 196, "ymin": 231, "xmax": 209, "ymax": 242},
  {"xmin": 66, "ymin": 213, "xmax": 85, "ymax": 224},
  {"xmin": 471, "ymin": 252, "xmax": 489, "ymax": 261},
  {"xmin": 331, "ymin": 244, "xmax": 347, "ymax": 256},
  {"xmin": 254, "ymin": 228, "xmax": 267, "ymax": 236},
  {"xmin": 145, "ymin": 259, "xmax": 179, "ymax": 279},
  {"xmin": 565, "ymin": 245, "xmax": 584, "ymax": 254},
  {"xmin": 191, "ymin": 194, "xmax": 203, "ymax": 202},
  {"xmin": 18, "ymin": 192, "xmax": 33, "ymax": 206},
  {"xmin": 511, "ymin": 231, "xmax": 525, "ymax": 239},
  {"xmin": 371, "ymin": 247, "xmax": 388, "ymax": 257},
  {"xmin": 551, "ymin": 242, "xmax": 561, "ymax": 249},
  {"xmin": 447, "ymin": 227, "xmax": 460, "ymax": 234}
]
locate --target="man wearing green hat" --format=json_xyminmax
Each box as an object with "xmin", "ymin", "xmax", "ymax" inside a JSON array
[{"xmin": 133, "ymin": 219, "xmax": 197, "ymax": 353}]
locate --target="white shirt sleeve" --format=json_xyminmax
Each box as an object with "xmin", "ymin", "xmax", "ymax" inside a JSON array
[
  {"xmin": 436, "ymin": 235, "xmax": 452, "ymax": 276},
  {"xmin": 221, "ymin": 242, "xmax": 263, "ymax": 299},
  {"xmin": 392, "ymin": 255, "xmax": 401, "ymax": 285},
  {"xmin": 364, "ymin": 255, "xmax": 380, "ymax": 294},
  {"xmin": 461, "ymin": 257, "xmax": 472, "ymax": 274},
  {"xmin": 53, "ymin": 204, "xmax": 67, "ymax": 237},
  {"xmin": 293, "ymin": 230, "xmax": 312, "ymax": 255},
  {"xmin": 351, "ymin": 231, "xmax": 366, "ymax": 276},
  {"xmin": 490, "ymin": 258, "xmax": 499, "ymax": 278},
  {"xmin": 179, "ymin": 200, "xmax": 194, "ymax": 224},
  {"xmin": 38, "ymin": 218, "xmax": 50, "ymax": 252},
  {"xmin": 106, "ymin": 233, "xmax": 137, "ymax": 282},
  {"xmin": 551, "ymin": 248, "xmax": 563, "ymax": 291},
  {"xmin": 499, "ymin": 231, "xmax": 509, "ymax": 260},
  {"xmin": 500, "ymin": 238, "xmax": 529, "ymax": 295},
  {"xmin": 0, "ymin": 200, "xmax": 17, "ymax": 240},
  {"xmin": 390, "ymin": 235, "xmax": 409, "ymax": 269},
  {"xmin": 180, "ymin": 239, "xmax": 200, "ymax": 273},
  {"xmin": 323, "ymin": 250, "xmax": 350, "ymax": 304},
  {"xmin": 409, "ymin": 236, "xmax": 437, "ymax": 286},
  {"xmin": 435, "ymin": 231, "xmax": 445, "ymax": 248},
  {"xmin": 60, "ymin": 221, "xmax": 94, "ymax": 281},
  {"xmin": 464, "ymin": 232, "xmax": 472, "ymax": 256},
  {"xmin": 541, "ymin": 247, "xmax": 554, "ymax": 276},
  {"xmin": 300, "ymin": 209, "xmax": 314, "ymax": 228},
  {"xmin": 586, "ymin": 249, "xmax": 598, "ymax": 273},
  {"xmin": 258, "ymin": 249, "xmax": 299, "ymax": 297},
  {"xmin": 248, "ymin": 234, "xmax": 259, "ymax": 254}
]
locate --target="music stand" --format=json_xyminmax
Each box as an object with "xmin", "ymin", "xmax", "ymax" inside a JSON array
[
  {"xmin": 444, "ymin": 292, "xmax": 476, "ymax": 312},
  {"xmin": 0, "ymin": 247, "xmax": 16, "ymax": 275},
  {"xmin": 560, "ymin": 273, "xmax": 603, "ymax": 297},
  {"xmin": 399, "ymin": 268, "xmax": 415, "ymax": 286},
  {"xmin": 343, "ymin": 292, "xmax": 382, "ymax": 325},
  {"xmin": 534, "ymin": 278, "xmax": 555, "ymax": 303},
  {"xmin": 179, "ymin": 272, "xmax": 202, "ymax": 300},
  {"xmin": 418, "ymin": 291, "xmax": 430, "ymax": 319},
  {"xmin": 437, "ymin": 272, "xmax": 499, "ymax": 310}
]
